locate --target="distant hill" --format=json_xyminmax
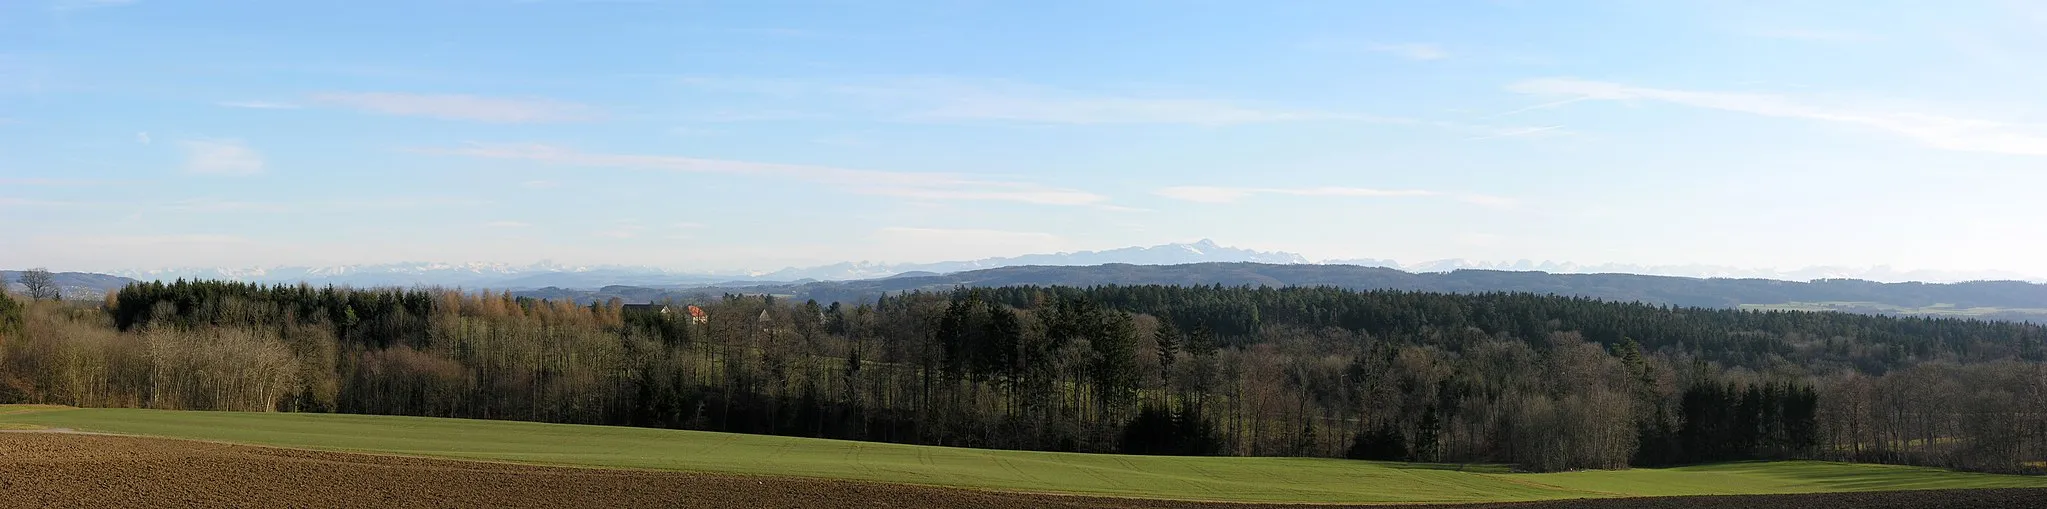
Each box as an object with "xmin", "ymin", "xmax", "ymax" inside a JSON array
[
  {"xmin": 29, "ymin": 261, "xmax": 2047, "ymax": 321},
  {"xmin": 520, "ymin": 263, "xmax": 2047, "ymax": 322},
  {"xmin": 96, "ymin": 239, "xmax": 2045, "ymax": 289},
  {"xmin": 99, "ymin": 239, "xmax": 1311, "ymax": 289},
  {"xmin": 1342, "ymin": 258, "xmax": 2044, "ymax": 284},
  {"xmin": 107, "ymin": 262, "xmax": 738, "ymax": 289},
  {"xmin": 0, "ymin": 270, "xmax": 139, "ymax": 301}
]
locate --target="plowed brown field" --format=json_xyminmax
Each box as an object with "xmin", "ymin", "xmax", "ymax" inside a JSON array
[{"xmin": 2, "ymin": 433, "xmax": 2042, "ymax": 508}]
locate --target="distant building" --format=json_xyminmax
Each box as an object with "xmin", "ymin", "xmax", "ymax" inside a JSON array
[{"xmin": 687, "ymin": 305, "xmax": 708, "ymax": 324}]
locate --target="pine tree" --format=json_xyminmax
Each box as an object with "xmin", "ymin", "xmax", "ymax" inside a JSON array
[{"xmin": 1154, "ymin": 320, "xmax": 1181, "ymax": 385}]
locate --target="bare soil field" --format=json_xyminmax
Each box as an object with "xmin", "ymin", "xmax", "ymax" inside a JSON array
[
  {"xmin": 2, "ymin": 433, "xmax": 2042, "ymax": 509},
  {"xmin": 1461, "ymin": 489, "xmax": 2047, "ymax": 509}
]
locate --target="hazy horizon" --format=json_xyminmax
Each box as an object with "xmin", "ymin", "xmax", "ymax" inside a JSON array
[
  {"xmin": 17, "ymin": 236, "xmax": 2046, "ymax": 285},
  {"xmin": 8, "ymin": 1, "xmax": 2047, "ymax": 276}
]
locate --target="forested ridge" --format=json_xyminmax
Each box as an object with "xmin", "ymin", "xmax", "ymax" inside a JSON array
[
  {"xmin": 1, "ymin": 280, "xmax": 2043, "ymax": 473},
  {"xmin": 522, "ymin": 263, "xmax": 2047, "ymax": 321}
]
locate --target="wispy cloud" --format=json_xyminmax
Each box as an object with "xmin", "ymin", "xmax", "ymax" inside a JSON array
[
  {"xmin": 1468, "ymin": 124, "xmax": 1564, "ymax": 140},
  {"xmin": 329, "ymin": 196, "xmax": 491, "ymax": 209},
  {"xmin": 1089, "ymin": 204, "xmax": 1152, "ymax": 213},
  {"xmin": 677, "ymin": 76, "xmax": 1558, "ymax": 136},
  {"xmin": 1455, "ymin": 194, "xmax": 1520, "ymax": 208},
  {"xmin": 687, "ymin": 110, "xmax": 823, "ymax": 122},
  {"xmin": 310, "ymin": 92, "xmax": 599, "ymax": 123},
  {"xmin": 910, "ymin": 92, "xmax": 1342, "ymax": 126},
  {"xmin": 151, "ymin": 196, "xmax": 485, "ymax": 214},
  {"xmin": 485, "ymin": 220, "xmax": 531, "ymax": 229},
  {"xmin": 0, "ymin": 197, "xmax": 102, "ymax": 207},
  {"xmin": 1485, "ymin": 97, "xmax": 1590, "ymax": 119},
  {"xmin": 162, "ymin": 198, "xmax": 290, "ymax": 213},
  {"xmin": 1155, "ymin": 186, "xmax": 1438, "ymax": 204},
  {"xmin": 179, "ymin": 139, "xmax": 265, "ymax": 175},
  {"xmin": 1365, "ymin": 43, "xmax": 1450, "ymax": 61},
  {"xmin": 682, "ymin": 76, "xmax": 1345, "ymax": 126},
  {"xmin": 218, "ymin": 100, "xmax": 302, "ymax": 110},
  {"xmin": 422, "ymin": 143, "xmax": 1116, "ymax": 207},
  {"xmin": 1509, "ymin": 78, "xmax": 2047, "ymax": 156},
  {"xmin": 1155, "ymin": 186, "xmax": 1516, "ymax": 208},
  {"xmin": 857, "ymin": 184, "xmax": 1109, "ymax": 207},
  {"xmin": 520, "ymin": 180, "xmax": 559, "ymax": 189}
]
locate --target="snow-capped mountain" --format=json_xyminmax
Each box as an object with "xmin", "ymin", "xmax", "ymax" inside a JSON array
[
  {"xmin": 95, "ymin": 239, "xmax": 2042, "ymax": 290},
  {"xmin": 103, "ymin": 240, "xmax": 1312, "ymax": 289},
  {"xmin": 757, "ymin": 239, "xmax": 1311, "ymax": 281},
  {"xmin": 109, "ymin": 261, "xmax": 715, "ymax": 289},
  {"xmin": 1323, "ymin": 259, "xmax": 2044, "ymax": 284}
]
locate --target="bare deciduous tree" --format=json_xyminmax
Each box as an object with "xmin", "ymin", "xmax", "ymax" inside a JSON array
[{"xmin": 16, "ymin": 268, "xmax": 59, "ymax": 301}]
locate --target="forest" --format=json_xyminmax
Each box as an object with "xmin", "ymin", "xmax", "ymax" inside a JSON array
[{"xmin": 0, "ymin": 280, "xmax": 2042, "ymax": 473}]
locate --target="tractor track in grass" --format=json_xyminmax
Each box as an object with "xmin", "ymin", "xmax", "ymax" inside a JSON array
[{"xmin": 2, "ymin": 433, "xmax": 2043, "ymax": 508}]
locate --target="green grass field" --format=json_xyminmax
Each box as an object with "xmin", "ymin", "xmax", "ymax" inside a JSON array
[{"xmin": 3, "ymin": 406, "xmax": 2042, "ymax": 504}]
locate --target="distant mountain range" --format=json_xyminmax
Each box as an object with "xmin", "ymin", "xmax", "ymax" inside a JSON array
[
  {"xmin": 518, "ymin": 263, "xmax": 2047, "ymax": 323},
  {"xmin": 18, "ymin": 254, "xmax": 2047, "ymax": 322},
  {"xmin": 87, "ymin": 239, "xmax": 2042, "ymax": 290},
  {"xmin": 1333, "ymin": 259, "xmax": 2044, "ymax": 285},
  {"xmin": 99, "ymin": 239, "xmax": 1311, "ymax": 289},
  {"xmin": 105, "ymin": 262, "xmax": 718, "ymax": 289},
  {"xmin": 752, "ymin": 239, "xmax": 1309, "ymax": 281}
]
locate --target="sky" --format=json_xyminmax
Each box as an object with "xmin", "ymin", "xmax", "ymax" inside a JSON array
[{"xmin": 5, "ymin": 0, "xmax": 2047, "ymax": 275}]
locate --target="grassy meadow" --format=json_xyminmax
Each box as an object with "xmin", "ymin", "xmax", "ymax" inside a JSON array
[{"xmin": 3, "ymin": 406, "xmax": 2042, "ymax": 504}]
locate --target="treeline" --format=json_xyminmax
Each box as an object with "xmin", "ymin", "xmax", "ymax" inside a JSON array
[
  {"xmin": 597, "ymin": 263, "xmax": 2047, "ymax": 316},
  {"xmin": 0, "ymin": 281, "xmax": 2042, "ymax": 473}
]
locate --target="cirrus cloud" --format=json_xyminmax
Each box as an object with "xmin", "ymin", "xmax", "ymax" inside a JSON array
[
  {"xmin": 682, "ymin": 76, "xmax": 1350, "ymax": 127},
  {"xmin": 1155, "ymin": 185, "xmax": 1515, "ymax": 208},
  {"xmin": 1509, "ymin": 78, "xmax": 2047, "ymax": 157},
  {"xmin": 1155, "ymin": 186, "xmax": 1438, "ymax": 203},
  {"xmin": 420, "ymin": 143, "xmax": 1117, "ymax": 208},
  {"xmin": 179, "ymin": 139, "xmax": 265, "ymax": 176}
]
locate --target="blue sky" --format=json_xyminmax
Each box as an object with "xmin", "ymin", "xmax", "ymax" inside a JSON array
[{"xmin": 6, "ymin": 0, "xmax": 2047, "ymax": 274}]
